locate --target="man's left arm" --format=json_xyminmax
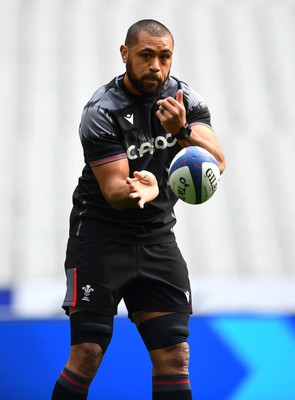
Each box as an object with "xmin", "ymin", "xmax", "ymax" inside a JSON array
[{"xmin": 156, "ymin": 89, "xmax": 226, "ymax": 174}]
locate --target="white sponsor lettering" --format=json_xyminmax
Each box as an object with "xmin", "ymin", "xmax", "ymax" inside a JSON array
[{"xmin": 126, "ymin": 133, "xmax": 177, "ymax": 160}]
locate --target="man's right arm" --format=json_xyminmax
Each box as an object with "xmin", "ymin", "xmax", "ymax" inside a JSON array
[{"xmin": 91, "ymin": 159, "xmax": 159, "ymax": 210}]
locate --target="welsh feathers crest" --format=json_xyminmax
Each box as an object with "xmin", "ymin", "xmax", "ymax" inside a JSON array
[{"xmin": 82, "ymin": 284, "xmax": 94, "ymax": 301}]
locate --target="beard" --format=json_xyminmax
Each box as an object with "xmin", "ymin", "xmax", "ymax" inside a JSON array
[{"xmin": 125, "ymin": 59, "xmax": 169, "ymax": 96}]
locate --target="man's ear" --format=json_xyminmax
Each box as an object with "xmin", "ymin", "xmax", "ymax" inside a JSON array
[{"xmin": 120, "ymin": 45, "xmax": 128, "ymax": 63}]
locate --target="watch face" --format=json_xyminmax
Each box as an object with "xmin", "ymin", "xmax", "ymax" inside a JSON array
[
  {"xmin": 183, "ymin": 128, "xmax": 190, "ymax": 138},
  {"xmin": 176, "ymin": 124, "xmax": 191, "ymax": 139}
]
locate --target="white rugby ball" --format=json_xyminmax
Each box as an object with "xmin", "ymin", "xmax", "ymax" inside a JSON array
[{"xmin": 168, "ymin": 146, "xmax": 220, "ymax": 204}]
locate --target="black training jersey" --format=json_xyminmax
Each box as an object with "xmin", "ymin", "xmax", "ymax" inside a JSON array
[{"xmin": 69, "ymin": 75, "xmax": 211, "ymax": 244}]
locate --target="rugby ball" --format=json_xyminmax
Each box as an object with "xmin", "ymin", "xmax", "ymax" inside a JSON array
[{"xmin": 168, "ymin": 146, "xmax": 220, "ymax": 204}]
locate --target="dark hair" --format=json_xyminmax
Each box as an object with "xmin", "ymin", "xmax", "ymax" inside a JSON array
[{"xmin": 124, "ymin": 19, "xmax": 174, "ymax": 47}]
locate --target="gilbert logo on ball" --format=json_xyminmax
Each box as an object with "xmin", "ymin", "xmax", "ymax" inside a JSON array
[{"xmin": 168, "ymin": 146, "xmax": 220, "ymax": 204}]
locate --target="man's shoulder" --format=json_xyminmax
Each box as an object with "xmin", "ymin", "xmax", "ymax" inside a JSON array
[
  {"xmin": 163, "ymin": 76, "xmax": 184, "ymax": 94},
  {"xmin": 166, "ymin": 76, "xmax": 204, "ymax": 107},
  {"xmin": 84, "ymin": 75, "xmax": 128, "ymax": 112},
  {"xmin": 164, "ymin": 76, "xmax": 196, "ymax": 101}
]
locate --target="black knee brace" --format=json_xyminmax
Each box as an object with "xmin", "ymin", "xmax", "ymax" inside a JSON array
[
  {"xmin": 137, "ymin": 313, "xmax": 190, "ymax": 351},
  {"xmin": 70, "ymin": 311, "xmax": 114, "ymax": 353}
]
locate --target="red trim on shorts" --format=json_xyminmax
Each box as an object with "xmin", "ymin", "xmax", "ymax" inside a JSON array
[
  {"xmin": 61, "ymin": 370, "xmax": 90, "ymax": 389},
  {"xmin": 71, "ymin": 267, "xmax": 77, "ymax": 307}
]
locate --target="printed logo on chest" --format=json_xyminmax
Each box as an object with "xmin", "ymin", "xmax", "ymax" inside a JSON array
[{"xmin": 127, "ymin": 133, "xmax": 177, "ymax": 160}]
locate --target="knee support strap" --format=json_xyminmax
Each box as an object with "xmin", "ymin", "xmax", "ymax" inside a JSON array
[
  {"xmin": 137, "ymin": 313, "xmax": 190, "ymax": 351},
  {"xmin": 70, "ymin": 311, "xmax": 114, "ymax": 353}
]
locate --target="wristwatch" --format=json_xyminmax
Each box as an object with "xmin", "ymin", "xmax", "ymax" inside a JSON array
[{"xmin": 173, "ymin": 122, "xmax": 192, "ymax": 140}]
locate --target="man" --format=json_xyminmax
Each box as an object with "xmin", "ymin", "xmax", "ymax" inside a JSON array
[{"xmin": 52, "ymin": 19, "xmax": 226, "ymax": 400}]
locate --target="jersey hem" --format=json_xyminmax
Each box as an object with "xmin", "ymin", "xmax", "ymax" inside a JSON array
[{"xmin": 68, "ymin": 232, "xmax": 176, "ymax": 246}]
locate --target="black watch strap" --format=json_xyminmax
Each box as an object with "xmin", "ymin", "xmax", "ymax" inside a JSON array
[{"xmin": 174, "ymin": 123, "xmax": 192, "ymax": 140}]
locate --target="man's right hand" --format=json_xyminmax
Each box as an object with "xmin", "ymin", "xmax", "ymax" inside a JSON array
[{"xmin": 127, "ymin": 170, "xmax": 159, "ymax": 209}]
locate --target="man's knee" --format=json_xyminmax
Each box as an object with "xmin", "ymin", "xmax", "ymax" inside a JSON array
[
  {"xmin": 150, "ymin": 342, "xmax": 190, "ymax": 375},
  {"xmin": 137, "ymin": 312, "xmax": 190, "ymax": 374},
  {"xmin": 68, "ymin": 342, "xmax": 103, "ymax": 378},
  {"xmin": 68, "ymin": 310, "xmax": 114, "ymax": 378},
  {"xmin": 165, "ymin": 341, "xmax": 190, "ymax": 369}
]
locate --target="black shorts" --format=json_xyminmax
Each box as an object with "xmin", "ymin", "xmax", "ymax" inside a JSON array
[{"xmin": 62, "ymin": 236, "xmax": 192, "ymax": 320}]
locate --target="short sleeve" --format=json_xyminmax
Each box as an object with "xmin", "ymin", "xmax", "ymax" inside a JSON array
[
  {"xmin": 188, "ymin": 90, "xmax": 211, "ymax": 126},
  {"xmin": 79, "ymin": 105, "xmax": 127, "ymax": 167},
  {"xmin": 179, "ymin": 81, "xmax": 212, "ymax": 127}
]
